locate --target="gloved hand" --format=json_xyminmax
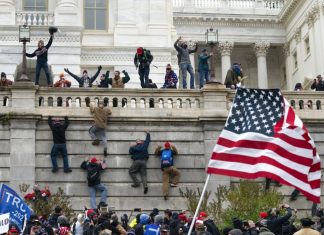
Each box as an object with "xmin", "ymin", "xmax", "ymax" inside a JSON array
[
  {"xmin": 64, "ymin": 68, "xmax": 68, "ymax": 72},
  {"xmin": 122, "ymin": 70, "xmax": 126, "ymax": 73},
  {"xmin": 98, "ymin": 65, "xmax": 102, "ymax": 70}
]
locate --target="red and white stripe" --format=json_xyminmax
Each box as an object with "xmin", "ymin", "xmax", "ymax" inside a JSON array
[{"xmin": 207, "ymin": 98, "xmax": 321, "ymax": 203}]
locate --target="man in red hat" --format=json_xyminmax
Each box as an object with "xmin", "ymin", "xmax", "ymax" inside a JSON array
[
  {"xmin": 80, "ymin": 157, "xmax": 108, "ymax": 209},
  {"xmin": 199, "ymin": 212, "xmax": 221, "ymax": 235},
  {"xmin": 154, "ymin": 142, "xmax": 180, "ymax": 200},
  {"xmin": 134, "ymin": 47, "xmax": 153, "ymax": 88}
]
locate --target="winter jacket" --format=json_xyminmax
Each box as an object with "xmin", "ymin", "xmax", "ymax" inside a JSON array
[
  {"xmin": 26, "ymin": 35, "xmax": 53, "ymax": 64},
  {"xmin": 204, "ymin": 219, "xmax": 221, "ymax": 235},
  {"xmin": 224, "ymin": 69, "xmax": 241, "ymax": 89},
  {"xmin": 162, "ymin": 71, "xmax": 178, "ymax": 89},
  {"xmin": 0, "ymin": 78, "xmax": 13, "ymax": 87},
  {"xmin": 90, "ymin": 106, "xmax": 112, "ymax": 129},
  {"xmin": 267, "ymin": 208, "xmax": 292, "ymax": 235},
  {"xmin": 198, "ymin": 54, "xmax": 211, "ymax": 71},
  {"xmin": 134, "ymin": 50, "xmax": 153, "ymax": 69},
  {"xmin": 65, "ymin": 67, "xmax": 101, "ymax": 88},
  {"xmin": 154, "ymin": 146, "xmax": 178, "ymax": 170},
  {"xmin": 48, "ymin": 116, "xmax": 69, "ymax": 144},
  {"xmin": 129, "ymin": 133, "xmax": 151, "ymax": 161},
  {"xmin": 174, "ymin": 40, "xmax": 197, "ymax": 65},
  {"xmin": 106, "ymin": 71, "xmax": 130, "ymax": 88},
  {"xmin": 54, "ymin": 79, "xmax": 71, "ymax": 88},
  {"xmin": 311, "ymin": 80, "xmax": 324, "ymax": 91},
  {"xmin": 80, "ymin": 161, "xmax": 104, "ymax": 187},
  {"xmin": 135, "ymin": 223, "xmax": 144, "ymax": 235}
]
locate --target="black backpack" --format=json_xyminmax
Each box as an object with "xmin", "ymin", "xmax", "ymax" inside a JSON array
[{"xmin": 87, "ymin": 166, "xmax": 100, "ymax": 185}]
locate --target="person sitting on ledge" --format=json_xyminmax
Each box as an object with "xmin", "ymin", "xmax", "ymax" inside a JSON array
[
  {"xmin": 54, "ymin": 72, "xmax": 71, "ymax": 88},
  {"xmin": 0, "ymin": 72, "xmax": 13, "ymax": 87},
  {"xmin": 162, "ymin": 64, "xmax": 178, "ymax": 89},
  {"xmin": 64, "ymin": 66, "xmax": 102, "ymax": 88},
  {"xmin": 224, "ymin": 63, "xmax": 245, "ymax": 89},
  {"xmin": 105, "ymin": 70, "xmax": 130, "ymax": 88}
]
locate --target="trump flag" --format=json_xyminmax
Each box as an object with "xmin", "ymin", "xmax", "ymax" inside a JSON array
[{"xmin": 207, "ymin": 88, "xmax": 321, "ymax": 203}]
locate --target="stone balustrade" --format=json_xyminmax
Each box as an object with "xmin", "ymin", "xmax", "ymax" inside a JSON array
[
  {"xmin": 1, "ymin": 87, "xmax": 324, "ymax": 113},
  {"xmin": 16, "ymin": 11, "xmax": 54, "ymax": 26},
  {"xmin": 172, "ymin": 0, "xmax": 285, "ymax": 10}
]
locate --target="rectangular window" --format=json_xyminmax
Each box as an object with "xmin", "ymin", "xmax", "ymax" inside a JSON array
[
  {"xmin": 304, "ymin": 37, "xmax": 310, "ymax": 55},
  {"xmin": 293, "ymin": 52, "xmax": 298, "ymax": 69},
  {"xmin": 84, "ymin": 0, "xmax": 107, "ymax": 30},
  {"xmin": 24, "ymin": 0, "xmax": 47, "ymax": 11}
]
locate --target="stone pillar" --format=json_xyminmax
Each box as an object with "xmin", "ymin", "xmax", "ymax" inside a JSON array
[
  {"xmin": 54, "ymin": 0, "xmax": 81, "ymax": 27},
  {"xmin": 190, "ymin": 52, "xmax": 196, "ymax": 88},
  {"xmin": 0, "ymin": 0, "xmax": 15, "ymax": 25},
  {"xmin": 9, "ymin": 82, "xmax": 38, "ymax": 192},
  {"xmin": 218, "ymin": 41, "xmax": 234, "ymax": 83},
  {"xmin": 283, "ymin": 43, "xmax": 292, "ymax": 90},
  {"xmin": 254, "ymin": 41, "xmax": 270, "ymax": 89}
]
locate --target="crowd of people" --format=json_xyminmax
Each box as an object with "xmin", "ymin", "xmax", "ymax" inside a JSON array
[{"xmin": 4, "ymin": 201, "xmax": 324, "ymax": 235}]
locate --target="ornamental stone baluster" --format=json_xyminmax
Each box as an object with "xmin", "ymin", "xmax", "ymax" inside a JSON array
[
  {"xmin": 218, "ymin": 41, "xmax": 234, "ymax": 83},
  {"xmin": 254, "ymin": 41, "xmax": 270, "ymax": 89}
]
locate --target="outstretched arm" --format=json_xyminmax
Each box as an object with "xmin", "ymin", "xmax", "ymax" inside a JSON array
[
  {"xmin": 45, "ymin": 35, "xmax": 53, "ymax": 49},
  {"xmin": 90, "ymin": 65, "xmax": 102, "ymax": 84},
  {"xmin": 48, "ymin": 116, "xmax": 53, "ymax": 128},
  {"xmin": 64, "ymin": 68, "xmax": 81, "ymax": 83},
  {"xmin": 63, "ymin": 116, "xmax": 69, "ymax": 129},
  {"xmin": 174, "ymin": 38, "xmax": 181, "ymax": 52},
  {"xmin": 26, "ymin": 50, "xmax": 36, "ymax": 58},
  {"xmin": 122, "ymin": 70, "xmax": 130, "ymax": 84}
]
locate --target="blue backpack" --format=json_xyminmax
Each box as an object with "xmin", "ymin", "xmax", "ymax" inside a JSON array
[
  {"xmin": 161, "ymin": 149, "xmax": 173, "ymax": 168},
  {"xmin": 144, "ymin": 224, "xmax": 160, "ymax": 235}
]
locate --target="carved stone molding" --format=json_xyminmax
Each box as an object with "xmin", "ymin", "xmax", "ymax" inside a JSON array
[
  {"xmin": 283, "ymin": 42, "xmax": 290, "ymax": 57},
  {"xmin": 305, "ymin": 2, "xmax": 320, "ymax": 28},
  {"xmin": 253, "ymin": 41, "xmax": 270, "ymax": 57},
  {"xmin": 293, "ymin": 27, "xmax": 301, "ymax": 43},
  {"xmin": 322, "ymin": 1, "xmax": 324, "ymax": 15},
  {"xmin": 81, "ymin": 53, "xmax": 171, "ymax": 63},
  {"xmin": 218, "ymin": 41, "xmax": 234, "ymax": 56}
]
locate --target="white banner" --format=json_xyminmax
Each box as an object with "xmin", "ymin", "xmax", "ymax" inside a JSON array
[{"xmin": 0, "ymin": 213, "xmax": 10, "ymax": 234}]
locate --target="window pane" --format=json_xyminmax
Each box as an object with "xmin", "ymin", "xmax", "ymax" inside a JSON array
[
  {"xmin": 24, "ymin": 7, "xmax": 34, "ymax": 11},
  {"xmin": 25, "ymin": 0, "xmax": 34, "ymax": 7},
  {"xmin": 85, "ymin": 0, "xmax": 95, "ymax": 7},
  {"xmin": 96, "ymin": 9, "xmax": 106, "ymax": 30},
  {"xmin": 36, "ymin": 0, "xmax": 46, "ymax": 7},
  {"xmin": 96, "ymin": 0, "xmax": 106, "ymax": 8},
  {"xmin": 85, "ymin": 9, "xmax": 95, "ymax": 29}
]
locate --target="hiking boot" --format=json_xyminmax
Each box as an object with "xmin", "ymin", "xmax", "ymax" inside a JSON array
[
  {"xmin": 131, "ymin": 183, "xmax": 140, "ymax": 188},
  {"xmin": 64, "ymin": 168, "xmax": 72, "ymax": 173},
  {"xmin": 104, "ymin": 149, "xmax": 107, "ymax": 157},
  {"xmin": 92, "ymin": 139, "xmax": 100, "ymax": 146},
  {"xmin": 51, "ymin": 168, "xmax": 58, "ymax": 173},
  {"xmin": 170, "ymin": 183, "xmax": 177, "ymax": 187},
  {"xmin": 144, "ymin": 187, "xmax": 148, "ymax": 194}
]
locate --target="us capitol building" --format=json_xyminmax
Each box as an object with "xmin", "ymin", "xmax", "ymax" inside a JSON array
[{"xmin": 0, "ymin": 0, "xmax": 322, "ymax": 89}]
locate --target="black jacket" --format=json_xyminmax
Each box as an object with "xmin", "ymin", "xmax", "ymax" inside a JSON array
[
  {"xmin": 134, "ymin": 50, "xmax": 153, "ymax": 69},
  {"xmin": 26, "ymin": 35, "xmax": 53, "ymax": 64},
  {"xmin": 80, "ymin": 161, "xmax": 104, "ymax": 186},
  {"xmin": 65, "ymin": 67, "xmax": 101, "ymax": 87},
  {"xmin": 204, "ymin": 219, "xmax": 221, "ymax": 235},
  {"xmin": 129, "ymin": 133, "xmax": 150, "ymax": 161},
  {"xmin": 267, "ymin": 208, "xmax": 292, "ymax": 235},
  {"xmin": 311, "ymin": 80, "xmax": 324, "ymax": 91},
  {"xmin": 48, "ymin": 116, "xmax": 69, "ymax": 144}
]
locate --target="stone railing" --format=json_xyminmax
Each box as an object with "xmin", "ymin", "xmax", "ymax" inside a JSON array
[
  {"xmin": 16, "ymin": 11, "xmax": 54, "ymax": 26},
  {"xmin": 1, "ymin": 87, "xmax": 324, "ymax": 113},
  {"xmin": 172, "ymin": 0, "xmax": 285, "ymax": 10}
]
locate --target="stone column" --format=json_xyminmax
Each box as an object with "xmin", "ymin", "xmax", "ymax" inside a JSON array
[
  {"xmin": 0, "ymin": 0, "xmax": 15, "ymax": 25},
  {"xmin": 54, "ymin": 0, "xmax": 81, "ymax": 27},
  {"xmin": 218, "ymin": 41, "xmax": 234, "ymax": 83},
  {"xmin": 254, "ymin": 41, "xmax": 270, "ymax": 89},
  {"xmin": 283, "ymin": 43, "xmax": 292, "ymax": 90}
]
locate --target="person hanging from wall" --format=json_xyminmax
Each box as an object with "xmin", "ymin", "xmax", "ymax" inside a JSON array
[
  {"xmin": 104, "ymin": 70, "xmax": 130, "ymax": 88},
  {"xmin": 154, "ymin": 142, "xmax": 180, "ymax": 200},
  {"xmin": 89, "ymin": 100, "xmax": 112, "ymax": 157},
  {"xmin": 224, "ymin": 63, "xmax": 246, "ymax": 89},
  {"xmin": 128, "ymin": 130, "xmax": 151, "ymax": 194},
  {"xmin": 134, "ymin": 47, "xmax": 153, "ymax": 88},
  {"xmin": 26, "ymin": 28, "xmax": 55, "ymax": 86},
  {"xmin": 174, "ymin": 36, "xmax": 198, "ymax": 89},
  {"xmin": 54, "ymin": 72, "xmax": 71, "ymax": 88},
  {"xmin": 80, "ymin": 157, "xmax": 108, "ymax": 209},
  {"xmin": 64, "ymin": 66, "xmax": 102, "ymax": 88},
  {"xmin": 48, "ymin": 116, "xmax": 72, "ymax": 173},
  {"xmin": 198, "ymin": 49, "xmax": 212, "ymax": 89},
  {"xmin": 0, "ymin": 72, "xmax": 13, "ymax": 86},
  {"xmin": 162, "ymin": 64, "xmax": 178, "ymax": 89}
]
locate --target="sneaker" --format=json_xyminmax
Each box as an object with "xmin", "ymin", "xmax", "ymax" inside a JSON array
[
  {"xmin": 51, "ymin": 168, "xmax": 58, "ymax": 173},
  {"xmin": 92, "ymin": 139, "xmax": 100, "ymax": 146},
  {"xmin": 104, "ymin": 149, "xmax": 107, "ymax": 157},
  {"xmin": 170, "ymin": 183, "xmax": 177, "ymax": 187},
  {"xmin": 131, "ymin": 183, "xmax": 140, "ymax": 188},
  {"xmin": 144, "ymin": 187, "xmax": 148, "ymax": 194},
  {"xmin": 64, "ymin": 168, "xmax": 72, "ymax": 173}
]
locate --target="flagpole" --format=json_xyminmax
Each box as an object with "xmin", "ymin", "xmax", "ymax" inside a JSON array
[{"xmin": 187, "ymin": 174, "xmax": 211, "ymax": 235}]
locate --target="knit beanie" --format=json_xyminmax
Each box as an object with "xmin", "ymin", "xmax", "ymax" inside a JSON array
[{"xmin": 154, "ymin": 215, "xmax": 163, "ymax": 225}]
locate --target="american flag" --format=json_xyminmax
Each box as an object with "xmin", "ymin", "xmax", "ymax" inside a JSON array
[{"xmin": 207, "ymin": 88, "xmax": 321, "ymax": 203}]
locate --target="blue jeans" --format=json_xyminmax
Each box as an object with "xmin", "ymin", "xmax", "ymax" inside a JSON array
[
  {"xmin": 199, "ymin": 70, "xmax": 209, "ymax": 88},
  {"xmin": 180, "ymin": 63, "xmax": 195, "ymax": 89},
  {"xmin": 36, "ymin": 61, "xmax": 51, "ymax": 85},
  {"xmin": 50, "ymin": 144, "xmax": 69, "ymax": 170},
  {"xmin": 138, "ymin": 66, "xmax": 150, "ymax": 88},
  {"xmin": 89, "ymin": 125, "xmax": 107, "ymax": 151},
  {"xmin": 89, "ymin": 183, "xmax": 108, "ymax": 209}
]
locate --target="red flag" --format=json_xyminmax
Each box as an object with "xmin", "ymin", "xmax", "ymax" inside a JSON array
[{"xmin": 207, "ymin": 88, "xmax": 321, "ymax": 203}]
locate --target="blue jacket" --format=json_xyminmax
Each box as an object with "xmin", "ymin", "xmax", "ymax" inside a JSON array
[{"xmin": 129, "ymin": 133, "xmax": 150, "ymax": 161}]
